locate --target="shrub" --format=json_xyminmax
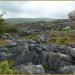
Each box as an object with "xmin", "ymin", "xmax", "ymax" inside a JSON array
[
  {"xmin": 43, "ymin": 64, "xmax": 49, "ymax": 71},
  {"xmin": 0, "ymin": 60, "xmax": 16, "ymax": 74}
]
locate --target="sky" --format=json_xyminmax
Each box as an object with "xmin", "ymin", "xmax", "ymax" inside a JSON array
[{"xmin": 0, "ymin": 1, "xmax": 75, "ymax": 19}]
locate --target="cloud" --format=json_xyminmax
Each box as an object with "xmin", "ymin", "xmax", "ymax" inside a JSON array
[{"xmin": 0, "ymin": 1, "xmax": 75, "ymax": 18}]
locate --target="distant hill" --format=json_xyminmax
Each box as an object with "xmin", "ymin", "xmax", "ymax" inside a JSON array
[{"xmin": 5, "ymin": 18, "xmax": 53, "ymax": 24}]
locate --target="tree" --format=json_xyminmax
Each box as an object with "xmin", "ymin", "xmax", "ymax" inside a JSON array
[{"xmin": 0, "ymin": 12, "xmax": 7, "ymax": 35}]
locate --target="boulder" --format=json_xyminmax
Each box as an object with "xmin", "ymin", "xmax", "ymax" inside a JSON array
[
  {"xmin": 42, "ymin": 51, "xmax": 49, "ymax": 65},
  {"xmin": 37, "ymin": 34, "xmax": 47, "ymax": 43},
  {"xmin": 58, "ymin": 47, "xmax": 75, "ymax": 58},
  {"xmin": 31, "ymin": 51, "xmax": 43, "ymax": 65},
  {"xmin": 0, "ymin": 53, "xmax": 6, "ymax": 60},
  {"xmin": 57, "ymin": 45, "xmax": 69, "ymax": 53},
  {"xmin": 71, "ymin": 44, "xmax": 75, "ymax": 48},
  {"xmin": 0, "ymin": 47, "xmax": 8, "ymax": 52},
  {"xmin": 60, "ymin": 65, "xmax": 75, "ymax": 74},
  {"xmin": 0, "ymin": 47, "xmax": 12, "ymax": 60},
  {"xmin": 43, "ymin": 52, "xmax": 71, "ymax": 73},
  {"xmin": 27, "ymin": 40, "xmax": 37, "ymax": 44},
  {"xmin": 58, "ymin": 52, "xmax": 72, "ymax": 62},
  {"xmin": 29, "ymin": 44, "xmax": 43, "ymax": 52},
  {"xmin": 0, "ymin": 52, "xmax": 12, "ymax": 60},
  {"xmin": 57, "ymin": 46, "xmax": 75, "ymax": 57},
  {"xmin": 30, "ymin": 45, "xmax": 44, "ymax": 64},
  {"xmin": 15, "ymin": 64, "xmax": 45, "ymax": 74},
  {"xmin": 41, "ymin": 44, "xmax": 50, "ymax": 52},
  {"xmin": 29, "ymin": 44, "xmax": 50, "ymax": 52},
  {"xmin": 49, "ymin": 44, "xmax": 57, "ymax": 52},
  {"xmin": 70, "ymin": 48, "xmax": 75, "ymax": 57},
  {"xmin": 18, "ymin": 29, "xmax": 32, "ymax": 36},
  {"xmin": 48, "ymin": 53, "xmax": 66, "ymax": 70},
  {"xmin": 6, "ymin": 40, "xmax": 18, "ymax": 48},
  {"xmin": 28, "ymin": 44, "xmax": 49, "ymax": 65},
  {"xmin": 15, "ymin": 44, "xmax": 31, "ymax": 65}
]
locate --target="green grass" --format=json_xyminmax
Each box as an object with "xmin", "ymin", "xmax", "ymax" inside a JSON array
[{"xmin": 22, "ymin": 33, "xmax": 38, "ymax": 40}]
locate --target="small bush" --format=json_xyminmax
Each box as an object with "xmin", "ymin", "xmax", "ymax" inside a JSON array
[
  {"xmin": 0, "ymin": 60, "xmax": 16, "ymax": 74},
  {"xmin": 43, "ymin": 64, "xmax": 49, "ymax": 71}
]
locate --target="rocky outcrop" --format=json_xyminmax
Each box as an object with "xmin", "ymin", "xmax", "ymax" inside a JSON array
[
  {"xmin": 1, "ymin": 26, "xmax": 75, "ymax": 74},
  {"xmin": 0, "ymin": 38, "xmax": 75, "ymax": 74}
]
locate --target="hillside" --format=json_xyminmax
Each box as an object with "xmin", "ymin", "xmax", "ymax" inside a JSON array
[{"xmin": 5, "ymin": 18, "xmax": 53, "ymax": 24}]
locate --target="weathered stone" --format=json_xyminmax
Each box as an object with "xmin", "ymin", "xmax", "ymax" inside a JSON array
[
  {"xmin": 49, "ymin": 44, "xmax": 57, "ymax": 52},
  {"xmin": 42, "ymin": 51, "xmax": 49, "ymax": 65},
  {"xmin": 37, "ymin": 34, "xmax": 47, "ymax": 43},
  {"xmin": 71, "ymin": 44, "xmax": 75, "ymax": 48},
  {"xmin": 15, "ymin": 44, "xmax": 31, "ymax": 65},
  {"xmin": 58, "ymin": 52, "xmax": 72, "ymax": 62},
  {"xmin": 58, "ymin": 47, "xmax": 75, "ymax": 58},
  {"xmin": 28, "ymin": 44, "xmax": 49, "ymax": 65},
  {"xmin": 60, "ymin": 65, "xmax": 75, "ymax": 74},
  {"xmin": 0, "ymin": 52, "xmax": 12, "ymax": 60},
  {"xmin": 41, "ymin": 44, "xmax": 50, "ymax": 52},
  {"xmin": 27, "ymin": 40, "xmax": 37, "ymax": 44},
  {"xmin": 1, "ymin": 33, "xmax": 74, "ymax": 74},
  {"xmin": 57, "ymin": 46, "xmax": 75, "ymax": 57},
  {"xmin": 0, "ymin": 53, "xmax": 6, "ymax": 60},
  {"xmin": 57, "ymin": 45, "xmax": 68, "ymax": 53},
  {"xmin": 0, "ymin": 47, "xmax": 8, "ymax": 52},
  {"xmin": 6, "ymin": 40, "xmax": 18, "ymax": 48},
  {"xmin": 18, "ymin": 29, "xmax": 32, "ymax": 36},
  {"xmin": 40, "ymin": 51, "xmax": 72, "ymax": 73},
  {"xmin": 48, "ymin": 52, "xmax": 62, "ymax": 70},
  {"xmin": 15, "ymin": 64, "xmax": 45, "ymax": 74},
  {"xmin": 70, "ymin": 48, "xmax": 75, "ymax": 57},
  {"xmin": 29, "ymin": 44, "xmax": 42, "ymax": 52},
  {"xmin": 30, "ymin": 48, "xmax": 43, "ymax": 64}
]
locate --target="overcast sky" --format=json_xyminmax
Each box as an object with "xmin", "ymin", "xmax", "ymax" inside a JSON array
[{"xmin": 0, "ymin": 1, "xmax": 75, "ymax": 19}]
